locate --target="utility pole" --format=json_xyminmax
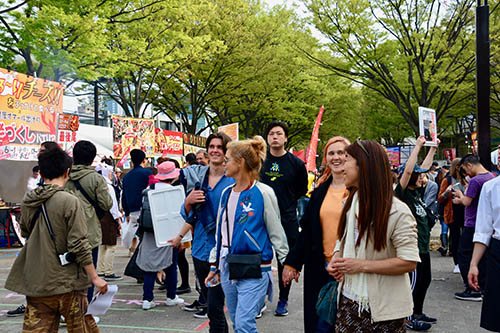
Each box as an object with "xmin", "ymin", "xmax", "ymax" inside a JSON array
[
  {"xmin": 476, "ymin": 0, "xmax": 492, "ymax": 170},
  {"xmin": 94, "ymin": 81, "xmax": 99, "ymax": 126}
]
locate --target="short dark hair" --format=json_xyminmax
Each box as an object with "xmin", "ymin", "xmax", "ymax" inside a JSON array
[
  {"xmin": 38, "ymin": 149, "xmax": 72, "ymax": 180},
  {"xmin": 459, "ymin": 154, "xmax": 481, "ymax": 166},
  {"xmin": 206, "ymin": 132, "xmax": 232, "ymax": 154},
  {"xmin": 185, "ymin": 153, "xmax": 198, "ymax": 165},
  {"xmin": 32, "ymin": 166, "xmax": 39, "ymax": 173},
  {"xmin": 40, "ymin": 141, "xmax": 59, "ymax": 152},
  {"xmin": 72, "ymin": 140, "xmax": 97, "ymax": 165},
  {"xmin": 265, "ymin": 120, "xmax": 289, "ymax": 138},
  {"xmin": 130, "ymin": 149, "xmax": 146, "ymax": 166}
]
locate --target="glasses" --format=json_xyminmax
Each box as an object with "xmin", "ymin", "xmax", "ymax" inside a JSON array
[{"xmin": 356, "ymin": 138, "xmax": 369, "ymax": 157}]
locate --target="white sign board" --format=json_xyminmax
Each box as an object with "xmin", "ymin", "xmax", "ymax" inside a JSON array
[{"xmin": 148, "ymin": 185, "xmax": 192, "ymax": 247}]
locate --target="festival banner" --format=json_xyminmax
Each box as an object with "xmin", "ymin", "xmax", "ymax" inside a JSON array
[
  {"xmin": 293, "ymin": 150, "xmax": 306, "ymax": 163},
  {"xmin": 218, "ymin": 123, "xmax": 239, "ymax": 141},
  {"xmin": 471, "ymin": 132, "xmax": 478, "ymax": 154},
  {"xmin": 386, "ymin": 147, "xmax": 401, "ymax": 167},
  {"xmin": 183, "ymin": 144, "xmax": 200, "ymax": 155},
  {"xmin": 306, "ymin": 106, "xmax": 325, "ymax": 172},
  {"xmin": 112, "ymin": 116, "xmax": 155, "ymax": 162},
  {"xmin": 57, "ymin": 114, "xmax": 80, "ymax": 153},
  {"xmin": 0, "ymin": 68, "xmax": 64, "ymax": 160},
  {"xmin": 443, "ymin": 148, "xmax": 457, "ymax": 162},
  {"xmin": 154, "ymin": 129, "xmax": 183, "ymax": 156},
  {"xmin": 183, "ymin": 133, "xmax": 206, "ymax": 148}
]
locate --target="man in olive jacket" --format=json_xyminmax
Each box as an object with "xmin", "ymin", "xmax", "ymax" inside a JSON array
[
  {"xmin": 65, "ymin": 140, "xmax": 113, "ymax": 302},
  {"xmin": 6, "ymin": 148, "xmax": 108, "ymax": 332}
]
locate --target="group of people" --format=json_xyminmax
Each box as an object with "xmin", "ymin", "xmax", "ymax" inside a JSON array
[{"xmin": 4, "ymin": 118, "xmax": 500, "ymax": 333}]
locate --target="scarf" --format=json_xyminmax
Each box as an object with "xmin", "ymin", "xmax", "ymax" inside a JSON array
[{"xmin": 342, "ymin": 191, "xmax": 370, "ymax": 314}]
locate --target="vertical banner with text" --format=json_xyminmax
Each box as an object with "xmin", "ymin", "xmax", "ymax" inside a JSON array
[
  {"xmin": 306, "ymin": 106, "xmax": 324, "ymax": 172},
  {"xmin": 0, "ymin": 69, "xmax": 64, "ymax": 160}
]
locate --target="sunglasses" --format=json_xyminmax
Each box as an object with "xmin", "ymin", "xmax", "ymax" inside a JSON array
[{"xmin": 356, "ymin": 138, "xmax": 369, "ymax": 157}]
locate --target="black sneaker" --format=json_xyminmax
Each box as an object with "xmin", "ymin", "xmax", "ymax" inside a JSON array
[
  {"xmin": 176, "ymin": 286, "xmax": 192, "ymax": 295},
  {"xmin": 193, "ymin": 307, "xmax": 208, "ymax": 319},
  {"xmin": 406, "ymin": 318, "xmax": 431, "ymax": 331},
  {"xmin": 454, "ymin": 289, "xmax": 482, "ymax": 302},
  {"xmin": 414, "ymin": 313, "xmax": 437, "ymax": 324},
  {"xmin": 104, "ymin": 274, "xmax": 123, "ymax": 281},
  {"xmin": 7, "ymin": 304, "xmax": 25, "ymax": 317},
  {"xmin": 256, "ymin": 303, "xmax": 267, "ymax": 319},
  {"xmin": 183, "ymin": 300, "xmax": 202, "ymax": 312}
]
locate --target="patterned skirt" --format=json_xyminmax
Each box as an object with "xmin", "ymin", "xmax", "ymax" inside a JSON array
[{"xmin": 335, "ymin": 294, "xmax": 406, "ymax": 332}]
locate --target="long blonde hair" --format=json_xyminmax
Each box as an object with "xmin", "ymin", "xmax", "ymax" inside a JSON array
[
  {"xmin": 317, "ymin": 136, "xmax": 351, "ymax": 186},
  {"xmin": 227, "ymin": 136, "xmax": 267, "ymax": 180}
]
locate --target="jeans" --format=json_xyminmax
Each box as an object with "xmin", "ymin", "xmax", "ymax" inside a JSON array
[
  {"xmin": 192, "ymin": 257, "xmax": 228, "ymax": 332},
  {"xmin": 87, "ymin": 247, "xmax": 99, "ymax": 303},
  {"xmin": 221, "ymin": 258, "xmax": 271, "ymax": 333},
  {"xmin": 143, "ymin": 248, "xmax": 179, "ymax": 301},
  {"xmin": 297, "ymin": 197, "xmax": 309, "ymax": 223},
  {"xmin": 440, "ymin": 218, "xmax": 448, "ymax": 235}
]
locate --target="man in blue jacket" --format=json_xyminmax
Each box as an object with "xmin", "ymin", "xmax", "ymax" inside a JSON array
[{"xmin": 122, "ymin": 149, "xmax": 152, "ymax": 254}]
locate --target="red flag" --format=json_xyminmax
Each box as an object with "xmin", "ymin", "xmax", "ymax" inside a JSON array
[
  {"xmin": 305, "ymin": 106, "xmax": 325, "ymax": 172},
  {"xmin": 293, "ymin": 150, "xmax": 306, "ymax": 162}
]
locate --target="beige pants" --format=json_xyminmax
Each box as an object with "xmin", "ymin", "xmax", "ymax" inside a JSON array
[{"xmin": 97, "ymin": 244, "xmax": 116, "ymax": 275}]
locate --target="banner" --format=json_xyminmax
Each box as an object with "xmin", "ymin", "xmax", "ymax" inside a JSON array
[
  {"xmin": 154, "ymin": 129, "xmax": 183, "ymax": 156},
  {"xmin": 471, "ymin": 132, "xmax": 478, "ymax": 154},
  {"xmin": 183, "ymin": 144, "xmax": 199, "ymax": 155},
  {"xmin": 305, "ymin": 106, "xmax": 325, "ymax": 172},
  {"xmin": 293, "ymin": 150, "xmax": 306, "ymax": 163},
  {"xmin": 443, "ymin": 148, "xmax": 457, "ymax": 162},
  {"xmin": 218, "ymin": 123, "xmax": 239, "ymax": 141},
  {"xmin": 0, "ymin": 68, "xmax": 64, "ymax": 160},
  {"xmin": 183, "ymin": 133, "xmax": 206, "ymax": 148},
  {"xmin": 386, "ymin": 147, "xmax": 401, "ymax": 167},
  {"xmin": 112, "ymin": 116, "xmax": 155, "ymax": 161}
]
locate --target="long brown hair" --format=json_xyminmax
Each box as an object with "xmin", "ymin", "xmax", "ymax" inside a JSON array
[
  {"xmin": 317, "ymin": 136, "xmax": 351, "ymax": 186},
  {"xmin": 337, "ymin": 140, "xmax": 394, "ymax": 251}
]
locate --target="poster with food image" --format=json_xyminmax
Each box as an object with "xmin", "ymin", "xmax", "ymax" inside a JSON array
[
  {"xmin": 418, "ymin": 107, "xmax": 438, "ymax": 147},
  {"xmin": 154, "ymin": 129, "xmax": 183, "ymax": 156},
  {"xmin": 112, "ymin": 116, "xmax": 155, "ymax": 160}
]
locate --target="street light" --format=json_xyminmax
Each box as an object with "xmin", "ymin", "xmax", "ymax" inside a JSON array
[{"xmin": 476, "ymin": 0, "xmax": 492, "ymax": 169}]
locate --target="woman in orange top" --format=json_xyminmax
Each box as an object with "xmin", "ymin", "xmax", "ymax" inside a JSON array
[{"xmin": 282, "ymin": 136, "xmax": 350, "ymax": 333}]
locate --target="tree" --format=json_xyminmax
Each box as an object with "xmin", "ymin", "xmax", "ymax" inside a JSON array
[{"xmin": 301, "ymin": 0, "xmax": 478, "ymax": 135}]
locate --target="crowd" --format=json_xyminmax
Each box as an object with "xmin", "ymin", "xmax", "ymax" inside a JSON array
[{"xmin": 3, "ymin": 120, "xmax": 500, "ymax": 333}]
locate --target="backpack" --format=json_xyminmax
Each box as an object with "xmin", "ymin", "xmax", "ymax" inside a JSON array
[{"xmin": 138, "ymin": 183, "xmax": 155, "ymax": 232}]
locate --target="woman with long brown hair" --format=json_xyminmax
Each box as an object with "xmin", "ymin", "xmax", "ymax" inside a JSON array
[
  {"xmin": 328, "ymin": 140, "xmax": 420, "ymax": 331},
  {"xmin": 282, "ymin": 136, "xmax": 350, "ymax": 332}
]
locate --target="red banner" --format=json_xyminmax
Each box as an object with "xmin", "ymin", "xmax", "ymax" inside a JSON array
[
  {"xmin": 305, "ymin": 106, "xmax": 324, "ymax": 172},
  {"xmin": 154, "ymin": 129, "xmax": 183, "ymax": 156}
]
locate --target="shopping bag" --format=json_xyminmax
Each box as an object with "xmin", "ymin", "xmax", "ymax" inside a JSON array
[{"xmin": 121, "ymin": 221, "xmax": 138, "ymax": 249}]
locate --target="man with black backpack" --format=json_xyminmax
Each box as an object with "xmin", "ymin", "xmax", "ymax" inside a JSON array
[{"xmin": 65, "ymin": 141, "xmax": 113, "ymax": 306}]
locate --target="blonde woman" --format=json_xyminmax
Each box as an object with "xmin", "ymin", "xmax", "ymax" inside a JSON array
[{"xmin": 205, "ymin": 136, "xmax": 288, "ymax": 332}]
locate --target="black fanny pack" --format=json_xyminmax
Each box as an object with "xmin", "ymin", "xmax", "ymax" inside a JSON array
[{"xmin": 224, "ymin": 189, "xmax": 261, "ymax": 280}]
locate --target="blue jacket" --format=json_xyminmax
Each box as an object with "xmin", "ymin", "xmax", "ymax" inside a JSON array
[
  {"xmin": 122, "ymin": 166, "xmax": 152, "ymax": 216},
  {"xmin": 211, "ymin": 181, "xmax": 288, "ymax": 271}
]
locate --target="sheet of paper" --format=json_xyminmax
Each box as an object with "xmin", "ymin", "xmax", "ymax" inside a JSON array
[{"xmin": 86, "ymin": 284, "xmax": 118, "ymax": 316}]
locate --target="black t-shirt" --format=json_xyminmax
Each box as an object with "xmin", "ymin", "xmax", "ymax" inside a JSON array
[{"xmin": 260, "ymin": 151, "xmax": 308, "ymax": 224}]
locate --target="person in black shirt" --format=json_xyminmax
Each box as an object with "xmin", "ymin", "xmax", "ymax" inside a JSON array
[{"xmin": 260, "ymin": 121, "xmax": 308, "ymax": 316}]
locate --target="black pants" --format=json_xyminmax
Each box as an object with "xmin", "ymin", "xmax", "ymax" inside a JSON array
[
  {"xmin": 448, "ymin": 220, "xmax": 462, "ymax": 265},
  {"xmin": 277, "ymin": 224, "xmax": 298, "ymax": 302},
  {"xmin": 177, "ymin": 249, "xmax": 189, "ymax": 288},
  {"xmin": 410, "ymin": 252, "xmax": 431, "ymax": 315},
  {"xmin": 481, "ymin": 238, "xmax": 500, "ymax": 332},
  {"xmin": 192, "ymin": 257, "xmax": 228, "ymax": 333},
  {"xmin": 458, "ymin": 227, "xmax": 487, "ymax": 289}
]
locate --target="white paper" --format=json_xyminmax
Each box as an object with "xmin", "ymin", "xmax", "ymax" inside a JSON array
[
  {"xmin": 86, "ymin": 285, "xmax": 118, "ymax": 316},
  {"xmin": 148, "ymin": 185, "xmax": 192, "ymax": 247}
]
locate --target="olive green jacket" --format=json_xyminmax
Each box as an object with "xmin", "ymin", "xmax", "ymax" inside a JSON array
[
  {"xmin": 65, "ymin": 165, "xmax": 113, "ymax": 249},
  {"xmin": 5, "ymin": 185, "xmax": 93, "ymax": 297}
]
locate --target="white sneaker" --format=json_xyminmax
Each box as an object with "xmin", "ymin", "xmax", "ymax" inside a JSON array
[
  {"xmin": 166, "ymin": 296, "xmax": 185, "ymax": 306},
  {"xmin": 453, "ymin": 265, "xmax": 460, "ymax": 274},
  {"xmin": 142, "ymin": 300, "xmax": 156, "ymax": 310}
]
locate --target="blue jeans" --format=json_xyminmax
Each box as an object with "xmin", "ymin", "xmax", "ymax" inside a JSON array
[
  {"xmin": 440, "ymin": 217, "xmax": 448, "ymax": 235},
  {"xmin": 297, "ymin": 197, "xmax": 310, "ymax": 223},
  {"xmin": 87, "ymin": 247, "xmax": 99, "ymax": 303},
  {"xmin": 220, "ymin": 258, "xmax": 271, "ymax": 333},
  {"xmin": 143, "ymin": 248, "xmax": 178, "ymax": 301}
]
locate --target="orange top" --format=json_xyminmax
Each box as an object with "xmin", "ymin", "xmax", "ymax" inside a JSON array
[{"xmin": 320, "ymin": 186, "xmax": 348, "ymax": 262}]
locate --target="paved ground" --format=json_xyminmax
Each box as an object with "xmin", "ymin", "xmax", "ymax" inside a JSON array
[{"xmin": 0, "ymin": 240, "xmax": 488, "ymax": 332}]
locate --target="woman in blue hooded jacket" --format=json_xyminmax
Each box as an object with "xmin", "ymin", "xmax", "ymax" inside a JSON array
[{"xmin": 205, "ymin": 136, "xmax": 288, "ymax": 333}]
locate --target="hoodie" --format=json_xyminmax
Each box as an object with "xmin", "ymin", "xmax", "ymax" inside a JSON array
[
  {"xmin": 5, "ymin": 185, "xmax": 93, "ymax": 297},
  {"xmin": 65, "ymin": 165, "xmax": 113, "ymax": 249}
]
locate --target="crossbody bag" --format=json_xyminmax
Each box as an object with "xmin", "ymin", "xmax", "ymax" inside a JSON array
[{"xmin": 224, "ymin": 189, "xmax": 261, "ymax": 280}]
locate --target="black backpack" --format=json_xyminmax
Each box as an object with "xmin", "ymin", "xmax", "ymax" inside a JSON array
[{"xmin": 138, "ymin": 183, "xmax": 155, "ymax": 232}]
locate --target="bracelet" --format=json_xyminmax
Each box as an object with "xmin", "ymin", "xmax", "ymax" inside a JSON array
[
  {"xmin": 210, "ymin": 266, "xmax": 217, "ymax": 272},
  {"xmin": 178, "ymin": 234, "xmax": 184, "ymax": 238}
]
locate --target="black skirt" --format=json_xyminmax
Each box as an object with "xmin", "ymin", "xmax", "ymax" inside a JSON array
[{"xmin": 481, "ymin": 238, "xmax": 500, "ymax": 332}]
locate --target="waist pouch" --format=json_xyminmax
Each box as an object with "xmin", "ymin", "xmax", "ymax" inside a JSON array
[{"xmin": 226, "ymin": 253, "xmax": 262, "ymax": 280}]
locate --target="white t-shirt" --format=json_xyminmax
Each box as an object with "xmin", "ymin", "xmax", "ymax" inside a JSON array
[{"xmin": 221, "ymin": 191, "xmax": 241, "ymax": 247}]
